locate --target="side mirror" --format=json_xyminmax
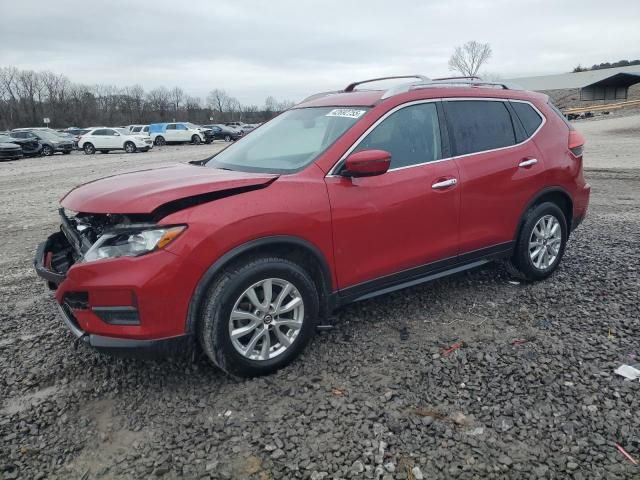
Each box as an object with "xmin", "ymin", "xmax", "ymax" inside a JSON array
[{"xmin": 342, "ymin": 149, "xmax": 391, "ymax": 177}]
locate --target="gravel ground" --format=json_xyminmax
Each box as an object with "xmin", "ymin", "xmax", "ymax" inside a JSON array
[{"xmin": 0, "ymin": 119, "xmax": 639, "ymax": 480}]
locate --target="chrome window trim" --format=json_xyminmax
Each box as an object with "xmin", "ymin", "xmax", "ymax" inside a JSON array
[{"xmin": 325, "ymin": 97, "xmax": 547, "ymax": 177}]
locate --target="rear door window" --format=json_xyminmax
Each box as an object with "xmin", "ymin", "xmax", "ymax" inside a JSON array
[
  {"xmin": 166, "ymin": 124, "xmax": 176, "ymax": 130},
  {"xmin": 444, "ymin": 100, "xmax": 516, "ymax": 156},
  {"xmin": 510, "ymin": 101, "xmax": 543, "ymax": 137},
  {"xmin": 352, "ymin": 102, "xmax": 442, "ymax": 169}
]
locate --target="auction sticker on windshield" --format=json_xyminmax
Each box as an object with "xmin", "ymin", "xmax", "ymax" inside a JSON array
[{"xmin": 325, "ymin": 109, "xmax": 367, "ymax": 119}]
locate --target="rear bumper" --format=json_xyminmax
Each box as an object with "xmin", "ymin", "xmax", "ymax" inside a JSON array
[{"xmin": 572, "ymin": 182, "xmax": 591, "ymax": 231}]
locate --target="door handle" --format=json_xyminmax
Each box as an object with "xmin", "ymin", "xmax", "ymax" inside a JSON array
[
  {"xmin": 519, "ymin": 158, "xmax": 538, "ymax": 167},
  {"xmin": 431, "ymin": 178, "xmax": 457, "ymax": 189}
]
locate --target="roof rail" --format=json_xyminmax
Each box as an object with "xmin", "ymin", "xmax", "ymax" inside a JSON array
[
  {"xmin": 380, "ymin": 78, "xmax": 524, "ymax": 99},
  {"xmin": 344, "ymin": 75, "xmax": 430, "ymax": 92},
  {"xmin": 432, "ymin": 76, "xmax": 481, "ymax": 81}
]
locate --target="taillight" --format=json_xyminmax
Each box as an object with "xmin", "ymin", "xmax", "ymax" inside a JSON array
[{"xmin": 568, "ymin": 130, "xmax": 585, "ymax": 157}]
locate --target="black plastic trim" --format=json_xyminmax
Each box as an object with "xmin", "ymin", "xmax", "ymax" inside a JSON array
[
  {"xmin": 93, "ymin": 306, "xmax": 140, "ymax": 325},
  {"xmin": 335, "ymin": 242, "xmax": 514, "ymax": 306},
  {"xmin": 34, "ymin": 239, "xmax": 66, "ymax": 285},
  {"xmin": 516, "ymin": 186, "xmax": 574, "ymax": 238}
]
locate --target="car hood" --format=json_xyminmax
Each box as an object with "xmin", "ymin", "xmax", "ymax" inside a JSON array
[{"xmin": 61, "ymin": 163, "xmax": 279, "ymax": 214}]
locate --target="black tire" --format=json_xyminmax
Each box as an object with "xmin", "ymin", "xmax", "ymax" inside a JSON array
[
  {"xmin": 124, "ymin": 141, "xmax": 136, "ymax": 153},
  {"xmin": 508, "ymin": 202, "xmax": 567, "ymax": 281},
  {"xmin": 191, "ymin": 134, "xmax": 201, "ymax": 145},
  {"xmin": 224, "ymin": 135, "xmax": 231, "ymax": 142},
  {"xmin": 83, "ymin": 143, "xmax": 95, "ymax": 155},
  {"xmin": 155, "ymin": 136, "xmax": 166, "ymax": 146},
  {"xmin": 198, "ymin": 257, "xmax": 319, "ymax": 377},
  {"xmin": 42, "ymin": 145, "xmax": 54, "ymax": 156}
]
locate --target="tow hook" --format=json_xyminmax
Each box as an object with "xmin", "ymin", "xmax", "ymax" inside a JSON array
[{"xmin": 74, "ymin": 333, "xmax": 88, "ymax": 350}]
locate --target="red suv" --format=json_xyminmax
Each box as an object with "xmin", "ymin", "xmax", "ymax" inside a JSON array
[{"xmin": 35, "ymin": 76, "xmax": 590, "ymax": 377}]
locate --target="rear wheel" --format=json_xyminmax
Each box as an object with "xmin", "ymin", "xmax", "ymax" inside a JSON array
[
  {"xmin": 124, "ymin": 141, "xmax": 136, "ymax": 153},
  {"xmin": 42, "ymin": 145, "xmax": 54, "ymax": 156},
  {"xmin": 508, "ymin": 202, "xmax": 567, "ymax": 281},
  {"xmin": 83, "ymin": 143, "xmax": 95, "ymax": 155},
  {"xmin": 198, "ymin": 257, "xmax": 319, "ymax": 377},
  {"xmin": 191, "ymin": 134, "xmax": 201, "ymax": 145},
  {"xmin": 154, "ymin": 136, "xmax": 166, "ymax": 146}
]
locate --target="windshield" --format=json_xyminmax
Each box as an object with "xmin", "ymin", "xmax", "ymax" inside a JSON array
[{"xmin": 206, "ymin": 107, "xmax": 368, "ymax": 173}]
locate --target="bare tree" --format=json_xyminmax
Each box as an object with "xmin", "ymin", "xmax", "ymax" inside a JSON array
[
  {"xmin": 207, "ymin": 89, "xmax": 230, "ymax": 114},
  {"xmin": 448, "ymin": 41, "xmax": 492, "ymax": 77},
  {"xmin": 0, "ymin": 65, "xmax": 296, "ymax": 129},
  {"xmin": 170, "ymin": 86, "xmax": 184, "ymax": 112}
]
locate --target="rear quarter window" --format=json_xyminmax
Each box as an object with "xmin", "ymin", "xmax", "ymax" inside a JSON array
[
  {"xmin": 444, "ymin": 100, "xmax": 516, "ymax": 156},
  {"xmin": 511, "ymin": 101, "xmax": 543, "ymax": 137}
]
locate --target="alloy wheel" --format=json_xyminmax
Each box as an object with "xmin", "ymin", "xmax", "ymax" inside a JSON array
[
  {"xmin": 228, "ymin": 278, "xmax": 304, "ymax": 361},
  {"xmin": 529, "ymin": 214, "xmax": 562, "ymax": 270}
]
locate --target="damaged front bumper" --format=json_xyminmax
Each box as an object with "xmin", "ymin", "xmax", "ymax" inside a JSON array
[{"xmin": 33, "ymin": 212, "xmax": 193, "ymax": 358}]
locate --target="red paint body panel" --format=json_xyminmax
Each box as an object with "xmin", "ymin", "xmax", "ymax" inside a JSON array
[
  {"xmin": 455, "ymin": 140, "xmax": 546, "ymax": 252},
  {"xmin": 326, "ymin": 161, "xmax": 460, "ymax": 287},
  {"xmin": 61, "ymin": 163, "xmax": 278, "ymax": 214},
  {"xmin": 40, "ymin": 83, "xmax": 590, "ymax": 347}
]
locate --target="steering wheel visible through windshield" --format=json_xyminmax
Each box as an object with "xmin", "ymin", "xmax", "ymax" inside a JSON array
[{"xmin": 205, "ymin": 107, "xmax": 368, "ymax": 173}]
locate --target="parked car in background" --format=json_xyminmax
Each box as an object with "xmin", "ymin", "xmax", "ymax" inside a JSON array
[
  {"xmin": 0, "ymin": 133, "xmax": 42, "ymax": 157},
  {"xmin": 0, "ymin": 140, "xmax": 23, "ymax": 160},
  {"xmin": 225, "ymin": 121, "xmax": 257, "ymax": 134},
  {"xmin": 78, "ymin": 128, "xmax": 153, "ymax": 154},
  {"xmin": 203, "ymin": 124, "xmax": 243, "ymax": 142},
  {"xmin": 10, "ymin": 130, "xmax": 73, "ymax": 156},
  {"xmin": 149, "ymin": 122, "xmax": 205, "ymax": 146},
  {"xmin": 61, "ymin": 128, "xmax": 90, "ymax": 148},
  {"xmin": 129, "ymin": 125, "xmax": 150, "ymax": 135}
]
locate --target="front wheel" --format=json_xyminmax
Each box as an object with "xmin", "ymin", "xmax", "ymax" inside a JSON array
[
  {"xmin": 42, "ymin": 145, "xmax": 54, "ymax": 156},
  {"xmin": 508, "ymin": 202, "xmax": 567, "ymax": 281},
  {"xmin": 198, "ymin": 257, "xmax": 319, "ymax": 377},
  {"xmin": 154, "ymin": 136, "xmax": 166, "ymax": 146},
  {"xmin": 124, "ymin": 141, "xmax": 136, "ymax": 153},
  {"xmin": 191, "ymin": 135, "xmax": 201, "ymax": 145},
  {"xmin": 83, "ymin": 143, "xmax": 95, "ymax": 155},
  {"xmin": 224, "ymin": 135, "xmax": 231, "ymax": 142}
]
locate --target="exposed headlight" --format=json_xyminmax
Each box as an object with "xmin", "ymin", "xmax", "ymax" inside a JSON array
[{"xmin": 83, "ymin": 226, "xmax": 186, "ymax": 263}]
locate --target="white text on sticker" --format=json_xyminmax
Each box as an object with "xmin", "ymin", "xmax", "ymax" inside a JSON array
[{"xmin": 326, "ymin": 109, "xmax": 366, "ymax": 119}]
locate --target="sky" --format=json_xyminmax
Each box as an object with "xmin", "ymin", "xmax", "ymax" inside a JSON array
[{"xmin": 1, "ymin": 0, "xmax": 639, "ymax": 106}]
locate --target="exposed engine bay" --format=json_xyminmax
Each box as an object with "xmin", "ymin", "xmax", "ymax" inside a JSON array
[{"xmin": 48, "ymin": 209, "xmax": 154, "ymax": 276}]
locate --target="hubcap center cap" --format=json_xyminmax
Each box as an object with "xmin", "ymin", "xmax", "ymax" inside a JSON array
[{"xmin": 263, "ymin": 315, "xmax": 273, "ymax": 324}]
